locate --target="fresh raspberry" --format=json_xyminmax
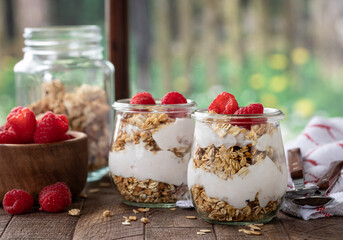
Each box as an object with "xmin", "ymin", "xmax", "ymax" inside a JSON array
[
  {"xmin": 234, "ymin": 103, "xmax": 264, "ymax": 114},
  {"xmin": 6, "ymin": 107, "xmax": 36, "ymax": 143},
  {"xmin": 208, "ymin": 92, "xmax": 239, "ymax": 114},
  {"xmin": 0, "ymin": 130, "xmax": 20, "ymax": 144},
  {"xmin": 130, "ymin": 92, "xmax": 156, "ymax": 105},
  {"xmin": 161, "ymin": 92, "xmax": 187, "ymax": 104},
  {"xmin": 0, "ymin": 122, "xmax": 11, "ymax": 131},
  {"xmin": 33, "ymin": 112, "xmax": 69, "ymax": 144},
  {"xmin": 2, "ymin": 189, "xmax": 34, "ymax": 214},
  {"xmin": 60, "ymin": 134, "xmax": 72, "ymax": 141},
  {"xmin": 55, "ymin": 114, "xmax": 69, "ymax": 133},
  {"xmin": 39, "ymin": 182, "xmax": 72, "ymax": 213},
  {"xmin": 9, "ymin": 106, "xmax": 24, "ymax": 114}
]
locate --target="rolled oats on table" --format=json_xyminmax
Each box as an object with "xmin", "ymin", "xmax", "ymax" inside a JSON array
[{"xmin": 28, "ymin": 80, "xmax": 111, "ymax": 171}]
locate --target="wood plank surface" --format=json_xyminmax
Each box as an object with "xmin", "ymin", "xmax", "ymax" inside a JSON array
[
  {"xmin": 1, "ymin": 176, "xmax": 343, "ymax": 239},
  {"xmin": 214, "ymin": 216, "xmax": 289, "ymax": 240},
  {"xmin": 1, "ymin": 200, "xmax": 83, "ymax": 240},
  {"xmin": 278, "ymin": 212, "xmax": 343, "ymax": 240},
  {"xmin": 72, "ymin": 180, "xmax": 144, "ymax": 240},
  {"xmin": 0, "ymin": 209, "xmax": 12, "ymax": 238}
]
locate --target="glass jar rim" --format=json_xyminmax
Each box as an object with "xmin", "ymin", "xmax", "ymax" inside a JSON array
[
  {"xmin": 113, "ymin": 98, "xmax": 197, "ymax": 112},
  {"xmin": 192, "ymin": 108, "xmax": 284, "ymax": 121},
  {"xmin": 22, "ymin": 25, "xmax": 103, "ymax": 55}
]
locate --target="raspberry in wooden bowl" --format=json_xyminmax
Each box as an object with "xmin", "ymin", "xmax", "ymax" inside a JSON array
[
  {"xmin": 0, "ymin": 107, "xmax": 88, "ymax": 202},
  {"xmin": 0, "ymin": 130, "xmax": 88, "ymax": 202}
]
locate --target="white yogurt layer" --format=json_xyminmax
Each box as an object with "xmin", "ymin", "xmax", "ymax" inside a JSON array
[
  {"xmin": 110, "ymin": 144, "xmax": 189, "ymax": 186},
  {"xmin": 188, "ymin": 156, "xmax": 287, "ymax": 209},
  {"xmin": 194, "ymin": 121, "xmax": 283, "ymax": 153},
  {"xmin": 152, "ymin": 118, "xmax": 195, "ymax": 149},
  {"xmin": 195, "ymin": 122, "xmax": 237, "ymax": 148},
  {"xmin": 109, "ymin": 118, "xmax": 194, "ymax": 186}
]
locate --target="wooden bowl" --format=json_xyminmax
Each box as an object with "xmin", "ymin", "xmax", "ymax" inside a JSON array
[{"xmin": 0, "ymin": 131, "xmax": 88, "ymax": 202}]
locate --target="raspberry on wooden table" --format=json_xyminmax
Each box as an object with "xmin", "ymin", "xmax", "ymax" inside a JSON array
[
  {"xmin": 39, "ymin": 182, "xmax": 72, "ymax": 213},
  {"xmin": 6, "ymin": 107, "xmax": 36, "ymax": 143},
  {"xmin": 2, "ymin": 189, "xmax": 34, "ymax": 214},
  {"xmin": 161, "ymin": 92, "xmax": 187, "ymax": 104},
  {"xmin": 130, "ymin": 92, "xmax": 156, "ymax": 105},
  {"xmin": 208, "ymin": 92, "xmax": 239, "ymax": 114}
]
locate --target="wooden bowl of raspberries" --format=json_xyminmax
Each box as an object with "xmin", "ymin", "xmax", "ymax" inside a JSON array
[{"xmin": 0, "ymin": 107, "xmax": 88, "ymax": 202}]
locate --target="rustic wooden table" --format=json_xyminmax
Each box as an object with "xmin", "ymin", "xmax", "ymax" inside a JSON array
[{"xmin": 1, "ymin": 176, "xmax": 342, "ymax": 240}]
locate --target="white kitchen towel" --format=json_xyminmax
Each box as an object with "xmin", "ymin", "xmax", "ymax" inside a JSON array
[{"xmin": 282, "ymin": 116, "xmax": 343, "ymax": 219}]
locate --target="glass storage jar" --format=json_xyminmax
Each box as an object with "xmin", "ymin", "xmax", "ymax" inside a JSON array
[
  {"xmin": 14, "ymin": 26, "xmax": 114, "ymax": 179},
  {"xmin": 188, "ymin": 108, "xmax": 287, "ymax": 224},
  {"xmin": 109, "ymin": 99, "xmax": 197, "ymax": 208}
]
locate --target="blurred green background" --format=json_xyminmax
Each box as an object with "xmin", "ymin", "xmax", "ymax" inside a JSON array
[{"xmin": 1, "ymin": 0, "xmax": 343, "ymax": 141}]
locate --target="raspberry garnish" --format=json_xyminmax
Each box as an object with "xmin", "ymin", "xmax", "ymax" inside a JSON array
[
  {"xmin": 130, "ymin": 92, "xmax": 156, "ymax": 105},
  {"xmin": 2, "ymin": 189, "xmax": 34, "ymax": 214},
  {"xmin": 33, "ymin": 112, "xmax": 69, "ymax": 144},
  {"xmin": 161, "ymin": 92, "xmax": 187, "ymax": 104},
  {"xmin": 0, "ymin": 130, "xmax": 20, "ymax": 144},
  {"xmin": 208, "ymin": 92, "xmax": 239, "ymax": 114},
  {"xmin": 234, "ymin": 103, "xmax": 264, "ymax": 114},
  {"xmin": 39, "ymin": 182, "xmax": 72, "ymax": 213},
  {"xmin": 6, "ymin": 107, "xmax": 36, "ymax": 143}
]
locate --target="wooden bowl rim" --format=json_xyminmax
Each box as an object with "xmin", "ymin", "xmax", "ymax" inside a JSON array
[{"xmin": 0, "ymin": 130, "xmax": 87, "ymax": 148}]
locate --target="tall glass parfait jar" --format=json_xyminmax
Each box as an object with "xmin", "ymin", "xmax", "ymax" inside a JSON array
[
  {"xmin": 14, "ymin": 26, "xmax": 114, "ymax": 179},
  {"xmin": 188, "ymin": 108, "xmax": 287, "ymax": 224},
  {"xmin": 109, "ymin": 99, "xmax": 197, "ymax": 208}
]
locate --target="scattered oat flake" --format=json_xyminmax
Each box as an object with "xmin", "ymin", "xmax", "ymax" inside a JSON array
[
  {"xmin": 89, "ymin": 188, "xmax": 100, "ymax": 193},
  {"xmin": 196, "ymin": 232, "xmax": 206, "ymax": 235},
  {"xmin": 199, "ymin": 229, "xmax": 211, "ymax": 233},
  {"xmin": 140, "ymin": 217, "xmax": 149, "ymax": 224},
  {"xmin": 170, "ymin": 208, "xmax": 177, "ymax": 211},
  {"xmin": 253, "ymin": 223, "xmax": 264, "ymax": 226},
  {"xmin": 239, "ymin": 229, "xmax": 261, "ymax": 235},
  {"xmin": 68, "ymin": 209, "xmax": 81, "ymax": 216},
  {"xmin": 80, "ymin": 194, "xmax": 88, "ymax": 198},
  {"xmin": 99, "ymin": 182, "xmax": 111, "ymax": 187},
  {"xmin": 248, "ymin": 224, "xmax": 261, "ymax": 231},
  {"xmin": 103, "ymin": 210, "xmax": 111, "ymax": 217},
  {"xmin": 133, "ymin": 209, "xmax": 139, "ymax": 214},
  {"xmin": 122, "ymin": 221, "xmax": 131, "ymax": 226},
  {"xmin": 185, "ymin": 216, "xmax": 197, "ymax": 219},
  {"xmin": 129, "ymin": 216, "xmax": 137, "ymax": 221},
  {"xmin": 137, "ymin": 208, "xmax": 150, "ymax": 212}
]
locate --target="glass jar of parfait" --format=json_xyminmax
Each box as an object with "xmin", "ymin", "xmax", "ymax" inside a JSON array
[
  {"xmin": 188, "ymin": 92, "xmax": 287, "ymax": 225},
  {"xmin": 109, "ymin": 92, "xmax": 197, "ymax": 208},
  {"xmin": 14, "ymin": 26, "xmax": 114, "ymax": 178}
]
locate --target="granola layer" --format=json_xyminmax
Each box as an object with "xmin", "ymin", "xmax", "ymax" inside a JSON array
[
  {"xmin": 113, "ymin": 174, "xmax": 187, "ymax": 203},
  {"xmin": 192, "ymin": 185, "xmax": 281, "ymax": 222}
]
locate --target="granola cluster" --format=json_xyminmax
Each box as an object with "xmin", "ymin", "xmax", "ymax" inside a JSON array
[
  {"xmin": 113, "ymin": 174, "xmax": 187, "ymax": 203},
  {"xmin": 111, "ymin": 112, "xmax": 172, "ymax": 152},
  {"xmin": 194, "ymin": 123, "xmax": 276, "ymax": 181},
  {"xmin": 192, "ymin": 185, "xmax": 280, "ymax": 222},
  {"xmin": 28, "ymin": 80, "xmax": 111, "ymax": 171},
  {"xmin": 111, "ymin": 112, "xmax": 191, "ymax": 204}
]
